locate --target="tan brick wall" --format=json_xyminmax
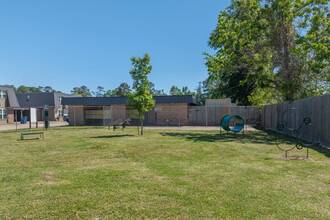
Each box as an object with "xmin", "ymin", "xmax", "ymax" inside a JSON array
[
  {"xmin": 153, "ymin": 103, "xmax": 188, "ymax": 126},
  {"xmin": 68, "ymin": 106, "xmax": 84, "ymax": 126},
  {"xmin": 35, "ymin": 108, "xmax": 56, "ymax": 121},
  {"xmin": 123, "ymin": 103, "xmax": 189, "ymax": 126},
  {"xmin": 66, "ymin": 103, "xmax": 189, "ymax": 126},
  {"xmin": 48, "ymin": 108, "xmax": 56, "ymax": 121},
  {"xmin": 37, "ymin": 109, "xmax": 43, "ymax": 121},
  {"xmin": 111, "ymin": 104, "xmax": 127, "ymax": 121},
  {"xmin": 7, "ymin": 108, "xmax": 14, "ymax": 123},
  {"xmin": 0, "ymin": 98, "xmax": 5, "ymax": 108}
]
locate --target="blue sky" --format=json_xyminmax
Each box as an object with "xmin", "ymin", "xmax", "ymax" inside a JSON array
[{"xmin": 0, "ymin": 0, "xmax": 231, "ymax": 94}]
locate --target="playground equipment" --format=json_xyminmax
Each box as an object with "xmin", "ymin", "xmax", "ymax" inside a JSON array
[
  {"xmin": 108, "ymin": 118, "xmax": 131, "ymax": 131},
  {"xmin": 220, "ymin": 115, "xmax": 244, "ymax": 136},
  {"xmin": 275, "ymin": 108, "xmax": 320, "ymax": 158}
]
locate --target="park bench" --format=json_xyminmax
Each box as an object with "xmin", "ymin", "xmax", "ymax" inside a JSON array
[
  {"xmin": 108, "ymin": 119, "xmax": 131, "ymax": 131},
  {"xmin": 21, "ymin": 132, "xmax": 44, "ymax": 140}
]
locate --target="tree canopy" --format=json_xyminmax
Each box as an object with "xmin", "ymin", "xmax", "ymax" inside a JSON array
[
  {"xmin": 205, "ymin": 0, "xmax": 329, "ymax": 105},
  {"xmin": 103, "ymin": 83, "xmax": 132, "ymax": 97},
  {"xmin": 15, "ymin": 85, "xmax": 61, "ymax": 93},
  {"xmin": 71, "ymin": 86, "xmax": 92, "ymax": 97},
  {"xmin": 169, "ymin": 85, "xmax": 195, "ymax": 96}
]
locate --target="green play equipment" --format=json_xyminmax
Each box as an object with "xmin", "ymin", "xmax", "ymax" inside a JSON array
[
  {"xmin": 21, "ymin": 132, "xmax": 44, "ymax": 140},
  {"xmin": 108, "ymin": 118, "xmax": 131, "ymax": 131},
  {"xmin": 220, "ymin": 115, "xmax": 244, "ymax": 136},
  {"xmin": 275, "ymin": 108, "xmax": 320, "ymax": 159}
]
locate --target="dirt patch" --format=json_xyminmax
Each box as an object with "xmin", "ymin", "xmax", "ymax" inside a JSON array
[
  {"xmin": 154, "ymin": 175, "xmax": 166, "ymax": 181},
  {"xmin": 273, "ymin": 155, "xmax": 313, "ymax": 161},
  {"xmin": 43, "ymin": 171, "xmax": 54, "ymax": 182}
]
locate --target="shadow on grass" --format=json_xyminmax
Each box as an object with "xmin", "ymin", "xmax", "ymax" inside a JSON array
[
  {"xmin": 19, "ymin": 138, "xmax": 43, "ymax": 141},
  {"xmin": 307, "ymin": 144, "xmax": 330, "ymax": 157},
  {"xmin": 160, "ymin": 130, "xmax": 278, "ymax": 145},
  {"xmin": 91, "ymin": 134, "xmax": 134, "ymax": 139},
  {"xmin": 160, "ymin": 130, "xmax": 330, "ymax": 157}
]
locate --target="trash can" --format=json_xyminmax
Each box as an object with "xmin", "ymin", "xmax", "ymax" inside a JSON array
[
  {"xmin": 21, "ymin": 116, "xmax": 28, "ymax": 124},
  {"xmin": 45, "ymin": 120, "xmax": 50, "ymax": 130},
  {"xmin": 63, "ymin": 116, "xmax": 68, "ymax": 121}
]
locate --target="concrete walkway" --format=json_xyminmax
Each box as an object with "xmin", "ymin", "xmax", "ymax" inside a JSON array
[
  {"xmin": 0, "ymin": 121, "xmax": 68, "ymax": 131},
  {"xmin": 0, "ymin": 123, "xmax": 259, "ymax": 132},
  {"xmin": 130, "ymin": 125, "xmax": 259, "ymax": 131}
]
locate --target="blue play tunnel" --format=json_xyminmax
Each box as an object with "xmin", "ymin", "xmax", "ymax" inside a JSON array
[{"xmin": 220, "ymin": 115, "xmax": 244, "ymax": 133}]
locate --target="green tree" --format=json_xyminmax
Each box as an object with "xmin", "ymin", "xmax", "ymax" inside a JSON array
[
  {"xmin": 16, "ymin": 86, "xmax": 30, "ymax": 93},
  {"xmin": 116, "ymin": 83, "xmax": 131, "ymax": 96},
  {"xmin": 127, "ymin": 53, "xmax": 155, "ymax": 135},
  {"xmin": 205, "ymin": 0, "xmax": 329, "ymax": 105},
  {"xmin": 42, "ymin": 86, "xmax": 56, "ymax": 93},
  {"xmin": 170, "ymin": 85, "xmax": 195, "ymax": 96},
  {"xmin": 103, "ymin": 89, "xmax": 117, "ymax": 97},
  {"xmin": 148, "ymin": 82, "xmax": 167, "ymax": 95},
  {"xmin": 103, "ymin": 83, "xmax": 131, "ymax": 97},
  {"xmin": 94, "ymin": 86, "xmax": 105, "ymax": 97},
  {"xmin": 205, "ymin": 0, "xmax": 265, "ymax": 105},
  {"xmin": 153, "ymin": 89, "xmax": 167, "ymax": 96},
  {"xmin": 71, "ymin": 86, "xmax": 92, "ymax": 97},
  {"xmin": 195, "ymin": 81, "xmax": 210, "ymax": 104},
  {"xmin": 170, "ymin": 86, "xmax": 183, "ymax": 95},
  {"xmin": 263, "ymin": 0, "xmax": 329, "ymax": 100},
  {"xmin": 15, "ymin": 85, "xmax": 61, "ymax": 93}
]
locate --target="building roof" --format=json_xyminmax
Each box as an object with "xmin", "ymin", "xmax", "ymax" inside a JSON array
[
  {"xmin": 62, "ymin": 95, "xmax": 200, "ymax": 106},
  {"xmin": 17, "ymin": 92, "xmax": 78, "ymax": 108},
  {"xmin": 0, "ymin": 85, "xmax": 20, "ymax": 107}
]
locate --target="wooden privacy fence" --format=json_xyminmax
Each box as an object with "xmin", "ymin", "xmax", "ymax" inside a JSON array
[
  {"xmin": 261, "ymin": 94, "xmax": 330, "ymax": 147},
  {"xmin": 187, "ymin": 106, "xmax": 261, "ymax": 126}
]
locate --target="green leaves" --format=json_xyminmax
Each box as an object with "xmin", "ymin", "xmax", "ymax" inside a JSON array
[
  {"xmin": 205, "ymin": 0, "xmax": 329, "ymax": 105},
  {"xmin": 127, "ymin": 53, "xmax": 155, "ymax": 135}
]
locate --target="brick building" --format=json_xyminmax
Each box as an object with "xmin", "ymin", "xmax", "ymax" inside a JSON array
[
  {"xmin": 62, "ymin": 95, "xmax": 200, "ymax": 126},
  {"xmin": 16, "ymin": 92, "xmax": 78, "ymax": 121},
  {"xmin": 0, "ymin": 85, "xmax": 20, "ymax": 124}
]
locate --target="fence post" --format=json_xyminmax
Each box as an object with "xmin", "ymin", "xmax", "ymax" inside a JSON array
[
  {"xmin": 178, "ymin": 106, "xmax": 181, "ymax": 126},
  {"xmin": 74, "ymin": 107, "xmax": 76, "ymax": 128},
  {"xmin": 205, "ymin": 106, "xmax": 208, "ymax": 127},
  {"xmin": 103, "ymin": 106, "xmax": 105, "ymax": 127},
  {"xmin": 15, "ymin": 108, "xmax": 17, "ymax": 132}
]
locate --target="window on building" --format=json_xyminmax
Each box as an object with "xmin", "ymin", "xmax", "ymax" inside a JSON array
[
  {"xmin": 0, "ymin": 90, "xmax": 7, "ymax": 99},
  {"xmin": 0, "ymin": 108, "xmax": 7, "ymax": 119}
]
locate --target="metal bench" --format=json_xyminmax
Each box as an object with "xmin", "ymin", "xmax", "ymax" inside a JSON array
[{"xmin": 21, "ymin": 132, "xmax": 44, "ymax": 140}]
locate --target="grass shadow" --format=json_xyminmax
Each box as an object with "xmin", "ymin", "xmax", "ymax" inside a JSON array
[
  {"xmin": 160, "ymin": 130, "xmax": 277, "ymax": 145},
  {"xmin": 19, "ymin": 138, "xmax": 43, "ymax": 141},
  {"xmin": 91, "ymin": 134, "xmax": 134, "ymax": 139},
  {"xmin": 160, "ymin": 130, "xmax": 329, "ymax": 157},
  {"xmin": 306, "ymin": 144, "xmax": 330, "ymax": 158}
]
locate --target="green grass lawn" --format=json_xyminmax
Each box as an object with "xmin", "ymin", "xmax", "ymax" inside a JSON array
[{"xmin": 0, "ymin": 127, "xmax": 329, "ymax": 219}]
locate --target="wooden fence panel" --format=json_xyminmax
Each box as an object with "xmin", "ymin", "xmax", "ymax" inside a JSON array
[
  {"xmin": 187, "ymin": 106, "xmax": 260, "ymax": 126},
  {"xmin": 262, "ymin": 94, "xmax": 330, "ymax": 147}
]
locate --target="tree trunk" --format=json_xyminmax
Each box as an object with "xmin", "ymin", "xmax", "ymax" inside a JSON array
[
  {"xmin": 137, "ymin": 112, "xmax": 140, "ymax": 135},
  {"xmin": 141, "ymin": 119, "xmax": 144, "ymax": 135}
]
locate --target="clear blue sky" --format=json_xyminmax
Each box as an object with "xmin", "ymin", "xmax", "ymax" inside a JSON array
[{"xmin": 0, "ymin": 0, "xmax": 231, "ymax": 94}]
